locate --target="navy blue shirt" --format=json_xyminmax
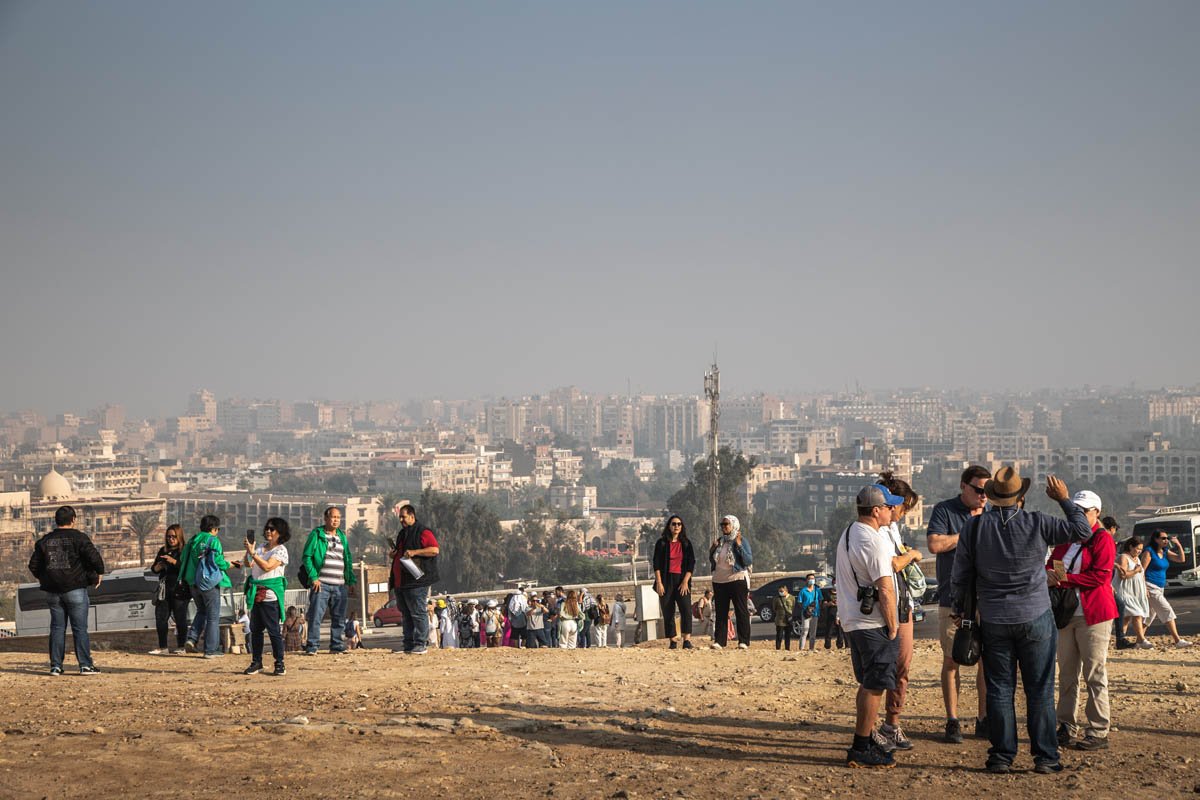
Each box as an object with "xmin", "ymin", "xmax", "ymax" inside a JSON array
[
  {"xmin": 927, "ymin": 495, "xmax": 979, "ymax": 608},
  {"xmin": 950, "ymin": 499, "xmax": 1092, "ymax": 625}
]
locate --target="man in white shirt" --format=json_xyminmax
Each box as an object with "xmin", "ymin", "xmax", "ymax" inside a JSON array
[
  {"xmin": 835, "ymin": 485, "xmax": 904, "ymax": 768},
  {"xmin": 610, "ymin": 595, "xmax": 628, "ymax": 648}
]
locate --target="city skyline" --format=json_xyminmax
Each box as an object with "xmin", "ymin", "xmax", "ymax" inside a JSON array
[{"xmin": 3, "ymin": 3, "xmax": 1197, "ymax": 415}]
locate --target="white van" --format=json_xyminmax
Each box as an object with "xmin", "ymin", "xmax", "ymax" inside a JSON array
[{"xmin": 1131, "ymin": 503, "xmax": 1200, "ymax": 588}]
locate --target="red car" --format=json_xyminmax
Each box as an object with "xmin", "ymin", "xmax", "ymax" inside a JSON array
[{"xmin": 372, "ymin": 598, "xmax": 404, "ymax": 628}]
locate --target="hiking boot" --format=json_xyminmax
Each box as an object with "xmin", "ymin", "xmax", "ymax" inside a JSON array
[
  {"xmin": 973, "ymin": 717, "xmax": 988, "ymax": 738},
  {"xmin": 1034, "ymin": 761, "xmax": 1064, "ymax": 774},
  {"xmin": 879, "ymin": 724, "xmax": 913, "ymax": 751},
  {"xmin": 1075, "ymin": 735, "xmax": 1108, "ymax": 751},
  {"xmin": 682, "ymin": 640, "xmax": 694, "ymax": 650},
  {"xmin": 79, "ymin": 665, "xmax": 101, "ymax": 676},
  {"xmin": 243, "ymin": 663, "xmax": 262, "ymax": 675},
  {"xmin": 1057, "ymin": 723, "xmax": 1075, "ymax": 747},
  {"xmin": 870, "ymin": 728, "xmax": 897, "ymax": 753},
  {"xmin": 669, "ymin": 640, "xmax": 678, "ymax": 650},
  {"xmin": 943, "ymin": 718, "xmax": 963, "ymax": 744},
  {"xmin": 846, "ymin": 743, "xmax": 895, "ymax": 769}
]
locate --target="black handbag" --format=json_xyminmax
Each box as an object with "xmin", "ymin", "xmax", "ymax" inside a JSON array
[
  {"xmin": 952, "ymin": 517, "xmax": 982, "ymax": 666},
  {"xmin": 1049, "ymin": 546, "xmax": 1083, "ymax": 629}
]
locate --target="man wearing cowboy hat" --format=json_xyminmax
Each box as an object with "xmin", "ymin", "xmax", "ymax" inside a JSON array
[{"xmin": 950, "ymin": 467, "xmax": 1092, "ymax": 775}]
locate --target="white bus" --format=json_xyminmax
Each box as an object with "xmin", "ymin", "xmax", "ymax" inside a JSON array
[{"xmin": 1131, "ymin": 503, "xmax": 1200, "ymax": 588}]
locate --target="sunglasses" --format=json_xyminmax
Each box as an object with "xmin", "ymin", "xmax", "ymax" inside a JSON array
[
  {"xmin": 964, "ymin": 484, "xmax": 988, "ymax": 496},
  {"xmin": 263, "ymin": 525, "xmax": 276, "ymax": 533},
  {"xmin": 669, "ymin": 521, "xmax": 683, "ymax": 527}
]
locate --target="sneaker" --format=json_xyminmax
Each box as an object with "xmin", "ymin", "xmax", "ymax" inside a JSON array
[
  {"xmin": 846, "ymin": 743, "xmax": 896, "ymax": 768},
  {"xmin": 203, "ymin": 653, "xmax": 225, "ymax": 660},
  {"xmin": 879, "ymin": 724, "xmax": 913, "ymax": 751},
  {"xmin": 410, "ymin": 648, "xmax": 428, "ymax": 655},
  {"xmin": 943, "ymin": 718, "xmax": 963, "ymax": 744},
  {"xmin": 243, "ymin": 663, "xmax": 262, "ymax": 675},
  {"xmin": 330, "ymin": 648, "xmax": 348, "ymax": 655},
  {"xmin": 973, "ymin": 717, "xmax": 988, "ymax": 739},
  {"xmin": 737, "ymin": 643, "xmax": 749, "ymax": 650},
  {"xmin": 1115, "ymin": 639, "xmax": 1135, "ymax": 650},
  {"xmin": 682, "ymin": 640, "xmax": 694, "ymax": 650},
  {"xmin": 870, "ymin": 728, "xmax": 897, "ymax": 753},
  {"xmin": 1175, "ymin": 639, "xmax": 1193, "ymax": 648},
  {"xmin": 669, "ymin": 640, "xmax": 678, "ymax": 650},
  {"xmin": 79, "ymin": 666, "xmax": 100, "ymax": 676},
  {"xmin": 148, "ymin": 648, "xmax": 167, "ymax": 655},
  {"xmin": 1075, "ymin": 734, "xmax": 1108, "ymax": 751},
  {"xmin": 1034, "ymin": 761, "xmax": 1064, "ymax": 774},
  {"xmin": 301, "ymin": 649, "xmax": 317, "ymax": 657},
  {"xmin": 49, "ymin": 667, "xmax": 63, "ymax": 677},
  {"xmin": 710, "ymin": 642, "xmax": 724, "ymax": 650},
  {"xmin": 1056, "ymin": 723, "xmax": 1074, "ymax": 747},
  {"xmin": 184, "ymin": 640, "xmax": 197, "ymax": 654},
  {"xmin": 1136, "ymin": 640, "xmax": 1154, "ymax": 649},
  {"xmin": 272, "ymin": 665, "xmax": 286, "ymax": 676},
  {"xmin": 986, "ymin": 762, "xmax": 1012, "ymax": 774},
  {"xmin": 392, "ymin": 649, "xmax": 411, "ymax": 655},
  {"xmin": 169, "ymin": 648, "xmax": 184, "ymax": 655}
]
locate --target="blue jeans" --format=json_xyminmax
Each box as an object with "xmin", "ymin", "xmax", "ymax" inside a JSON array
[
  {"xmin": 980, "ymin": 609, "xmax": 1059, "ymax": 768},
  {"xmin": 46, "ymin": 588, "xmax": 93, "ymax": 670},
  {"xmin": 305, "ymin": 583, "xmax": 348, "ymax": 652},
  {"xmin": 396, "ymin": 585, "xmax": 430, "ymax": 652},
  {"xmin": 187, "ymin": 585, "xmax": 223, "ymax": 656}
]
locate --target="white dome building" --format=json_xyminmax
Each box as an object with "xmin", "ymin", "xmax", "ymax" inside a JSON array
[{"xmin": 38, "ymin": 468, "xmax": 74, "ymax": 502}]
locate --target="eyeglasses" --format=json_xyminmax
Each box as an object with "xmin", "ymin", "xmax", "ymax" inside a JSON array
[{"xmin": 964, "ymin": 484, "xmax": 988, "ymax": 496}]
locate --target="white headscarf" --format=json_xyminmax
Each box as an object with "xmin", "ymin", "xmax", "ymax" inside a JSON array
[{"xmin": 722, "ymin": 514, "xmax": 740, "ymax": 533}]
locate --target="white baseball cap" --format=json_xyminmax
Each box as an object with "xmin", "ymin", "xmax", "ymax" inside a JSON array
[{"xmin": 1072, "ymin": 490, "xmax": 1102, "ymax": 511}]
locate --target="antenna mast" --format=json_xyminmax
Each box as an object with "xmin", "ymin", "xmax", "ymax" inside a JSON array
[{"xmin": 703, "ymin": 359, "xmax": 720, "ymax": 542}]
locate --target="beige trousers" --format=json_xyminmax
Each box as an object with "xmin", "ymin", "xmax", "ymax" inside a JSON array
[{"xmin": 1056, "ymin": 615, "xmax": 1111, "ymax": 738}]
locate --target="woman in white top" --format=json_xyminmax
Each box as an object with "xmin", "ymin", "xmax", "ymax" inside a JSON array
[
  {"xmin": 1113, "ymin": 536, "xmax": 1152, "ymax": 648},
  {"xmin": 238, "ymin": 517, "xmax": 290, "ymax": 676}
]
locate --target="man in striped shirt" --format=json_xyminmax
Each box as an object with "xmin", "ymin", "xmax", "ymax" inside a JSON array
[{"xmin": 300, "ymin": 507, "xmax": 357, "ymax": 655}]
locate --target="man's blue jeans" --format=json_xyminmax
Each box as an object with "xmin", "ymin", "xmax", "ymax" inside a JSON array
[
  {"xmin": 46, "ymin": 588, "xmax": 93, "ymax": 671},
  {"xmin": 305, "ymin": 583, "xmax": 348, "ymax": 653},
  {"xmin": 397, "ymin": 585, "xmax": 430, "ymax": 652},
  {"xmin": 980, "ymin": 608, "xmax": 1059, "ymax": 768},
  {"xmin": 187, "ymin": 585, "xmax": 223, "ymax": 656}
]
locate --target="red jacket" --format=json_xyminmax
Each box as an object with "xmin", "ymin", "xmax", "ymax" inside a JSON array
[{"xmin": 1046, "ymin": 524, "xmax": 1118, "ymax": 626}]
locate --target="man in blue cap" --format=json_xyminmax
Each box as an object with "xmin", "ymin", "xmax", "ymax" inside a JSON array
[{"xmin": 836, "ymin": 484, "xmax": 907, "ymax": 768}]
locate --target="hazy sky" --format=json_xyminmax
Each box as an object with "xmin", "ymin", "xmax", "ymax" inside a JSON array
[{"xmin": 2, "ymin": 2, "xmax": 1197, "ymax": 416}]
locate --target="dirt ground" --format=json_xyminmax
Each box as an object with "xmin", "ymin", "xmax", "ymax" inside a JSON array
[{"xmin": 0, "ymin": 635, "xmax": 1197, "ymax": 800}]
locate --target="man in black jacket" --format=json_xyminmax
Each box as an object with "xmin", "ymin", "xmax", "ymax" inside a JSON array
[
  {"xmin": 389, "ymin": 504, "xmax": 440, "ymax": 655},
  {"xmin": 28, "ymin": 506, "xmax": 106, "ymax": 675}
]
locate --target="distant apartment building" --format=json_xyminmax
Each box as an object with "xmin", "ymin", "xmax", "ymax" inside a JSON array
[
  {"xmin": 486, "ymin": 403, "xmax": 528, "ymax": 444},
  {"xmin": 551, "ymin": 449, "xmax": 583, "ymax": 485},
  {"xmin": 370, "ymin": 449, "xmax": 513, "ymax": 496},
  {"xmin": 549, "ymin": 484, "xmax": 597, "ymax": 517},
  {"xmin": 641, "ymin": 398, "xmax": 709, "ymax": 455},
  {"xmin": 1033, "ymin": 434, "xmax": 1200, "ymax": 497},
  {"xmin": 188, "ymin": 389, "xmax": 217, "ymax": 423},
  {"xmin": 167, "ymin": 492, "xmax": 379, "ymax": 537}
]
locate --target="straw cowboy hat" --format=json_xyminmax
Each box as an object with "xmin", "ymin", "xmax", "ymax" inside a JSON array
[{"xmin": 984, "ymin": 465, "xmax": 1031, "ymax": 508}]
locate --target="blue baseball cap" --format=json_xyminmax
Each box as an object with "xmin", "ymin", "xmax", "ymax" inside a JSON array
[{"xmin": 857, "ymin": 484, "xmax": 906, "ymax": 508}]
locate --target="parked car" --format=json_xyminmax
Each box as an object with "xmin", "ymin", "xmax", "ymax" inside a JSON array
[
  {"xmin": 372, "ymin": 598, "xmax": 404, "ymax": 628},
  {"xmin": 751, "ymin": 575, "xmax": 831, "ymax": 623}
]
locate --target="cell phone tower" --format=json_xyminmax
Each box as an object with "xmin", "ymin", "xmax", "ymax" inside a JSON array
[{"xmin": 703, "ymin": 359, "xmax": 720, "ymax": 542}]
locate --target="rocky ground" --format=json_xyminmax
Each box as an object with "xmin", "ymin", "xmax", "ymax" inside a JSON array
[{"xmin": 0, "ymin": 636, "xmax": 1197, "ymax": 799}]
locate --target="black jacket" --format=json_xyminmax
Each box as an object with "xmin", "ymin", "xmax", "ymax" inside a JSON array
[
  {"xmin": 28, "ymin": 528, "xmax": 105, "ymax": 594},
  {"xmin": 391, "ymin": 521, "xmax": 440, "ymax": 589},
  {"xmin": 652, "ymin": 536, "xmax": 696, "ymax": 578}
]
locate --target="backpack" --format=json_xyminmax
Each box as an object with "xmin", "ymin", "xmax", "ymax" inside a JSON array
[
  {"xmin": 586, "ymin": 604, "xmax": 600, "ymax": 623},
  {"xmin": 194, "ymin": 540, "xmax": 222, "ymax": 591},
  {"xmin": 509, "ymin": 607, "xmax": 528, "ymax": 628},
  {"xmin": 484, "ymin": 611, "xmax": 499, "ymax": 634},
  {"xmin": 691, "ymin": 600, "xmax": 702, "ymax": 620}
]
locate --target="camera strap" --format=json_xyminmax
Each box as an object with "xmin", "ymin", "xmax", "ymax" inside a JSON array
[{"xmin": 842, "ymin": 524, "xmax": 865, "ymax": 591}]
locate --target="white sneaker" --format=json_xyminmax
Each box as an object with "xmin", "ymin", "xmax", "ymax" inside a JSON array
[
  {"xmin": 169, "ymin": 648, "xmax": 183, "ymax": 655},
  {"xmin": 148, "ymin": 649, "xmax": 166, "ymax": 655},
  {"xmin": 1175, "ymin": 639, "xmax": 1193, "ymax": 648},
  {"xmin": 738, "ymin": 643, "xmax": 749, "ymax": 650},
  {"xmin": 1136, "ymin": 640, "xmax": 1154, "ymax": 649},
  {"xmin": 710, "ymin": 642, "xmax": 723, "ymax": 650}
]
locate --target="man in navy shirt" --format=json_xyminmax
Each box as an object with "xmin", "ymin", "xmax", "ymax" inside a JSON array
[{"xmin": 927, "ymin": 465, "xmax": 990, "ymax": 744}]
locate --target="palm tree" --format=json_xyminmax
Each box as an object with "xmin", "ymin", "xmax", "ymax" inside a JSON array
[
  {"xmin": 346, "ymin": 520, "xmax": 376, "ymax": 564},
  {"xmin": 126, "ymin": 510, "xmax": 162, "ymax": 567}
]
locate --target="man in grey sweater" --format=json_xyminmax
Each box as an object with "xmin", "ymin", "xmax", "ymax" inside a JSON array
[{"xmin": 951, "ymin": 468, "xmax": 1091, "ymax": 775}]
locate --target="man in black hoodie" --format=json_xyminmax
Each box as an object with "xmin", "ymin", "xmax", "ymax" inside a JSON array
[{"xmin": 28, "ymin": 506, "xmax": 106, "ymax": 675}]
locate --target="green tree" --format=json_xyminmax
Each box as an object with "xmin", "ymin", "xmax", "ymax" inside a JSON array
[
  {"xmin": 323, "ymin": 473, "xmax": 359, "ymax": 494},
  {"xmin": 418, "ymin": 490, "xmax": 508, "ymax": 592},
  {"xmin": 823, "ymin": 503, "xmax": 856, "ymax": 575},
  {"xmin": 665, "ymin": 447, "xmax": 756, "ymax": 572},
  {"xmin": 127, "ymin": 510, "xmax": 161, "ymax": 567},
  {"xmin": 346, "ymin": 520, "xmax": 378, "ymax": 565}
]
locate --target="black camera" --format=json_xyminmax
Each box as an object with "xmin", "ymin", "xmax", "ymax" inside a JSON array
[{"xmin": 857, "ymin": 586, "xmax": 877, "ymax": 615}]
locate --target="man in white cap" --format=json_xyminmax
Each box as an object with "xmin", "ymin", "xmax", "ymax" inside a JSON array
[{"xmin": 1047, "ymin": 490, "xmax": 1118, "ymax": 752}]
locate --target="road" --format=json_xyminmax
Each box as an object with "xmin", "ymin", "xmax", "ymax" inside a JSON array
[{"xmin": 354, "ymin": 588, "xmax": 1200, "ymax": 649}]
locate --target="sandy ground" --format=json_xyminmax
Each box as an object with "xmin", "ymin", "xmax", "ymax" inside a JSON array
[{"xmin": 0, "ymin": 635, "xmax": 1197, "ymax": 800}]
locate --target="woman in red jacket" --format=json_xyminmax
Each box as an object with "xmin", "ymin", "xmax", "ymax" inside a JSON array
[{"xmin": 1045, "ymin": 490, "xmax": 1118, "ymax": 752}]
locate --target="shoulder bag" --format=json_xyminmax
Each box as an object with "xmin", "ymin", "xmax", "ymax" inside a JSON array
[
  {"xmin": 952, "ymin": 517, "xmax": 983, "ymax": 667},
  {"xmin": 1049, "ymin": 545, "xmax": 1084, "ymax": 629}
]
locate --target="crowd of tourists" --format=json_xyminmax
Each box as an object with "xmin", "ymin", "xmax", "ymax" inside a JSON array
[{"xmin": 25, "ymin": 467, "xmax": 1194, "ymax": 777}]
